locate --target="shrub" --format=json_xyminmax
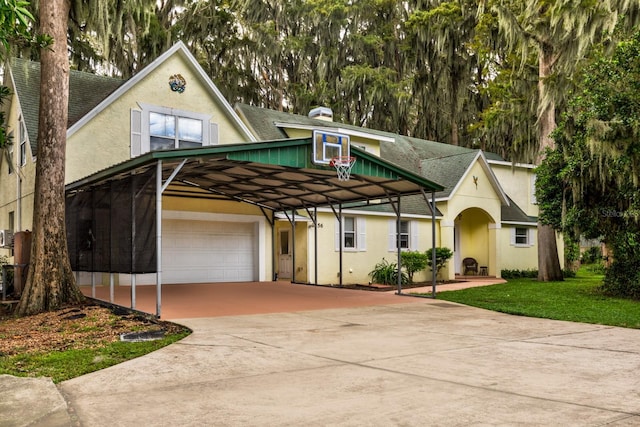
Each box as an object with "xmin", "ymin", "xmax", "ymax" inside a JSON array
[
  {"xmin": 584, "ymin": 262, "xmax": 606, "ymax": 275},
  {"xmin": 400, "ymin": 251, "xmax": 428, "ymax": 283},
  {"xmin": 425, "ymin": 247, "xmax": 453, "ymax": 275},
  {"xmin": 581, "ymin": 246, "xmax": 602, "ymax": 264},
  {"xmin": 600, "ymin": 232, "xmax": 640, "ymax": 299},
  {"xmin": 369, "ymin": 258, "xmax": 408, "ymax": 286},
  {"xmin": 501, "ymin": 269, "xmax": 538, "ymax": 279}
]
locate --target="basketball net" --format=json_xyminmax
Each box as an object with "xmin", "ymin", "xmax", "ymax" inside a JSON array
[{"xmin": 330, "ymin": 156, "xmax": 356, "ymax": 181}]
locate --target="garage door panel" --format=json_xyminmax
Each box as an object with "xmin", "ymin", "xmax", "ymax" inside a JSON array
[{"xmin": 162, "ymin": 219, "xmax": 256, "ymax": 284}]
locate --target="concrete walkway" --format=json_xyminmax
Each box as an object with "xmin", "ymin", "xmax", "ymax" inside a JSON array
[{"xmin": 4, "ymin": 280, "xmax": 640, "ymax": 426}]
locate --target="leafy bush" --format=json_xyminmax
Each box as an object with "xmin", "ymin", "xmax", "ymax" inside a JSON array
[
  {"xmin": 369, "ymin": 258, "xmax": 408, "ymax": 286},
  {"xmin": 584, "ymin": 262, "xmax": 606, "ymax": 275},
  {"xmin": 581, "ymin": 246, "xmax": 602, "ymax": 264},
  {"xmin": 400, "ymin": 251, "xmax": 428, "ymax": 283},
  {"xmin": 425, "ymin": 247, "xmax": 453, "ymax": 274},
  {"xmin": 501, "ymin": 269, "xmax": 538, "ymax": 279},
  {"xmin": 0, "ymin": 254, "xmax": 14, "ymax": 294},
  {"xmin": 600, "ymin": 232, "xmax": 640, "ymax": 299},
  {"xmin": 501, "ymin": 268, "xmax": 586, "ymax": 280}
]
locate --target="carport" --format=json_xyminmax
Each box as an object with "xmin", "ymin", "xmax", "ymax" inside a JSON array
[{"xmin": 65, "ymin": 136, "xmax": 443, "ymax": 317}]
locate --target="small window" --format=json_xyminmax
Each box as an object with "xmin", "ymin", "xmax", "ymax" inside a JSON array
[
  {"xmin": 19, "ymin": 118, "xmax": 27, "ymax": 167},
  {"xmin": 335, "ymin": 216, "xmax": 366, "ymax": 251},
  {"xmin": 149, "ymin": 112, "xmax": 203, "ymax": 151},
  {"xmin": 343, "ymin": 217, "xmax": 356, "ymax": 249},
  {"xmin": 398, "ymin": 221, "xmax": 410, "ymax": 249},
  {"xmin": 7, "ymin": 143, "xmax": 13, "ymax": 175},
  {"xmin": 511, "ymin": 227, "xmax": 533, "ymax": 247},
  {"xmin": 389, "ymin": 219, "xmax": 417, "ymax": 251},
  {"xmin": 133, "ymin": 104, "xmax": 212, "ymax": 156}
]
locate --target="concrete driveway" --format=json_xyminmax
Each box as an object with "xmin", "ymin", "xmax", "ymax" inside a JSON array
[{"xmin": 55, "ymin": 298, "xmax": 640, "ymax": 426}]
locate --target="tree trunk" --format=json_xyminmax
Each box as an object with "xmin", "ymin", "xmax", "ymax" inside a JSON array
[
  {"xmin": 536, "ymin": 43, "xmax": 564, "ymax": 282},
  {"xmin": 16, "ymin": 0, "xmax": 84, "ymax": 315}
]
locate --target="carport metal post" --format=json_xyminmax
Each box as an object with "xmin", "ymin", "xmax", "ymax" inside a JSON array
[
  {"xmin": 421, "ymin": 189, "xmax": 438, "ymax": 298},
  {"xmin": 431, "ymin": 190, "xmax": 436, "ymax": 297},
  {"xmin": 396, "ymin": 196, "xmax": 402, "ymax": 294},
  {"xmin": 156, "ymin": 159, "xmax": 187, "ymax": 317},
  {"xmin": 314, "ymin": 207, "xmax": 318, "ymax": 285},
  {"xmin": 339, "ymin": 204, "xmax": 343, "ymax": 286},
  {"xmin": 291, "ymin": 208, "xmax": 296, "ymax": 283}
]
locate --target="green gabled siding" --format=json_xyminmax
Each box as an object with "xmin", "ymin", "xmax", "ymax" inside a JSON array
[
  {"xmin": 226, "ymin": 143, "xmax": 313, "ymax": 168},
  {"xmin": 352, "ymin": 161, "xmax": 399, "ymax": 180}
]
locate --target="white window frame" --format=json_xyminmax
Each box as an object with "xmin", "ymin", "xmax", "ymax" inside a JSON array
[
  {"xmin": 131, "ymin": 103, "xmax": 215, "ymax": 157},
  {"xmin": 511, "ymin": 227, "xmax": 534, "ymax": 247},
  {"xmin": 335, "ymin": 216, "xmax": 366, "ymax": 252},
  {"xmin": 7, "ymin": 142, "xmax": 13, "ymax": 175},
  {"xmin": 388, "ymin": 219, "xmax": 418, "ymax": 251},
  {"xmin": 530, "ymin": 174, "xmax": 537, "ymax": 204},
  {"xmin": 19, "ymin": 117, "xmax": 27, "ymax": 167}
]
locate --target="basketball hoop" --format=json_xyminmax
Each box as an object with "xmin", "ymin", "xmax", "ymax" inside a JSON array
[{"xmin": 330, "ymin": 156, "xmax": 356, "ymax": 181}]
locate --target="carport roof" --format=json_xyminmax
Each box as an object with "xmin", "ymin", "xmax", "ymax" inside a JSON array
[{"xmin": 66, "ymin": 137, "xmax": 444, "ymax": 211}]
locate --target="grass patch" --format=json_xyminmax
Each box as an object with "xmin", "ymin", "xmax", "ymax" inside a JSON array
[
  {"xmin": 432, "ymin": 269, "xmax": 640, "ymax": 328},
  {"xmin": 0, "ymin": 331, "xmax": 189, "ymax": 383}
]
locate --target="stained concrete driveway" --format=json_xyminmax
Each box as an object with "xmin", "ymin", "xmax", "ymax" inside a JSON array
[{"xmin": 56, "ymin": 299, "xmax": 640, "ymax": 426}]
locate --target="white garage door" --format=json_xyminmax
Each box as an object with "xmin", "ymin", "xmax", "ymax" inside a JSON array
[{"xmin": 162, "ymin": 219, "xmax": 257, "ymax": 284}]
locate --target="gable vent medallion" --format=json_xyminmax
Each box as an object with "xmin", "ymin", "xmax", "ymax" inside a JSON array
[{"xmin": 169, "ymin": 74, "xmax": 186, "ymax": 93}]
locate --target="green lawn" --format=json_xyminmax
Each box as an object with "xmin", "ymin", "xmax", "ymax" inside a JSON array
[
  {"xmin": 432, "ymin": 269, "xmax": 640, "ymax": 329},
  {"xmin": 0, "ymin": 332, "xmax": 190, "ymax": 383}
]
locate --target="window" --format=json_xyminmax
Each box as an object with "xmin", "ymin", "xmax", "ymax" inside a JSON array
[
  {"xmin": 530, "ymin": 174, "xmax": 537, "ymax": 204},
  {"xmin": 335, "ymin": 216, "xmax": 366, "ymax": 251},
  {"xmin": 8, "ymin": 211, "xmax": 14, "ymax": 255},
  {"xmin": 7, "ymin": 143, "xmax": 13, "ymax": 175},
  {"xmin": 343, "ymin": 217, "xmax": 356, "ymax": 249},
  {"xmin": 131, "ymin": 104, "xmax": 215, "ymax": 156},
  {"xmin": 19, "ymin": 117, "xmax": 27, "ymax": 167},
  {"xmin": 149, "ymin": 112, "xmax": 203, "ymax": 150},
  {"xmin": 511, "ymin": 227, "xmax": 533, "ymax": 247},
  {"xmin": 389, "ymin": 219, "xmax": 418, "ymax": 251},
  {"xmin": 398, "ymin": 221, "xmax": 409, "ymax": 249}
]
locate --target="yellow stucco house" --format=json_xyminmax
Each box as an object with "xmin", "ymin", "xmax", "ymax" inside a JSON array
[{"xmin": 0, "ymin": 42, "xmax": 562, "ymax": 296}]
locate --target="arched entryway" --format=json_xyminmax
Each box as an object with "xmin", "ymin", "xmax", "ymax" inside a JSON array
[{"xmin": 453, "ymin": 207, "xmax": 497, "ymax": 277}]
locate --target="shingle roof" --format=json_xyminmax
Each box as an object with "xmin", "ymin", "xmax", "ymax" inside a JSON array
[
  {"xmin": 501, "ymin": 196, "xmax": 537, "ymax": 224},
  {"xmin": 235, "ymin": 103, "xmax": 503, "ymax": 203},
  {"xmin": 9, "ymin": 58, "xmax": 125, "ymax": 154}
]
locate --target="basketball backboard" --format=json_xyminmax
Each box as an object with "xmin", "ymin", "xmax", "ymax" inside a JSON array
[{"xmin": 312, "ymin": 130, "xmax": 350, "ymax": 165}]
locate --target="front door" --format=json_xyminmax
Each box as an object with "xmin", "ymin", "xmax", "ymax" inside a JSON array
[{"xmin": 278, "ymin": 229, "xmax": 292, "ymax": 279}]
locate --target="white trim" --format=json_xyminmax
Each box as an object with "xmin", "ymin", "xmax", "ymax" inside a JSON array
[
  {"xmin": 436, "ymin": 151, "xmax": 510, "ymax": 206},
  {"xmin": 138, "ymin": 103, "xmax": 212, "ymax": 154},
  {"xmin": 487, "ymin": 159, "xmax": 536, "ymax": 169},
  {"xmin": 274, "ymin": 212, "xmax": 311, "ymax": 222},
  {"xmin": 335, "ymin": 216, "xmax": 364, "ymax": 252},
  {"xmin": 502, "ymin": 221, "xmax": 537, "ymax": 226},
  {"xmin": 67, "ymin": 41, "xmax": 256, "ymax": 142},
  {"xmin": 275, "ymin": 122, "xmax": 396, "ymax": 143},
  {"xmin": 510, "ymin": 226, "xmax": 535, "ymax": 247},
  {"xmin": 315, "ymin": 206, "xmax": 443, "ymax": 220},
  {"xmin": 162, "ymin": 210, "xmax": 267, "ymax": 281},
  {"xmin": 388, "ymin": 219, "xmax": 417, "ymax": 251}
]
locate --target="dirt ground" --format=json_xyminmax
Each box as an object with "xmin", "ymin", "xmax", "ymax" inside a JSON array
[{"xmin": 0, "ymin": 302, "xmax": 185, "ymax": 357}]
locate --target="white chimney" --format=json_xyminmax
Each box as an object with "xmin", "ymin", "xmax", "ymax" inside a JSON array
[{"xmin": 309, "ymin": 106, "xmax": 333, "ymax": 122}]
